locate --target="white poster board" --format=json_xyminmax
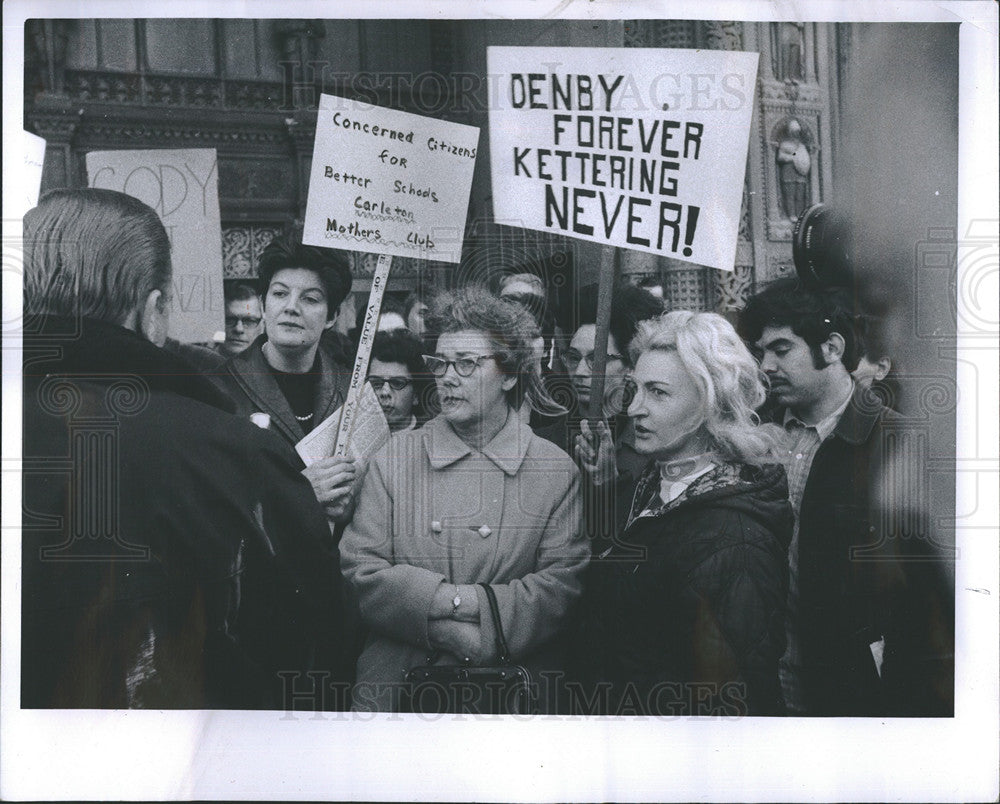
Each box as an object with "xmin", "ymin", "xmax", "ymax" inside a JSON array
[
  {"xmin": 20, "ymin": 131, "xmax": 46, "ymax": 220},
  {"xmin": 487, "ymin": 46, "xmax": 759, "ymax": 271},
  {"xmin": 302, "ymin": 94, "xmax": 479, "ymax": 263},
  {"xmin": 86, "ymin": 148, "xmax": 224, "ymax": 343}
]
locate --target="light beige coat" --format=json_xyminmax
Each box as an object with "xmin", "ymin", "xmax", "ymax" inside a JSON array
[{"xmin": 340, "ymin": 412, "xmax": 587, "ymax": 711}]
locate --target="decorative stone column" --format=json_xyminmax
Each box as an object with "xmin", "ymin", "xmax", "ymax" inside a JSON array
[
  {"xmin": 701, "ymin": 21, "xmax": 757, "ymax": 314},
  {"xmin": 25, "ymin": 20, "xmax": 83, "ymax": 190}
]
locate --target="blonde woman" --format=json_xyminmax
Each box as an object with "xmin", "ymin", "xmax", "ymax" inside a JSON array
[{"xmin": 580, "ymin": 311, "xmax": 793, "ymax": 716}]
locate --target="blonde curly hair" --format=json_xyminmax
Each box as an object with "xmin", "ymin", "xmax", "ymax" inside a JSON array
[{"xmin": 629, "ymin": 310, "xmax": 783, "ymax": 464}]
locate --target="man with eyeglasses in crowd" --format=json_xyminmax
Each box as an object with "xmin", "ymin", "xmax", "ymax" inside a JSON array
[
  {"xmin": 219, "ymin": 283, "xmax": 265, "ymax": 358},
  {"xmin": 368, "ymin": 329, "xmax": 431, "ymax": 433},
  {"xmin": 538, "ymin": 281, "xmax": 664, "ymax": 494}
]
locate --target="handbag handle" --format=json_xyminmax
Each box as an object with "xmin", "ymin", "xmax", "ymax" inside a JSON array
[{"xmin": 479, "ymin": 583, "xmax": 510, "ymax": 665}]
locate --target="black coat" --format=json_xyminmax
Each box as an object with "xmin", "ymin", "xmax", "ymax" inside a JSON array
[
  {"xmin": 581, "ymin": 461, "xmax": 792, "ymax": 716},
  {"xmin": 783, "ymin": 390, "xmax": 954, "ymax": 716},
  {"xmin": 21, "ymin": 317, "xmax": 347, "ymax": 709},
  {"xmin": 209, "ymin": 335, "xmax": 349, "ymax": 449}
]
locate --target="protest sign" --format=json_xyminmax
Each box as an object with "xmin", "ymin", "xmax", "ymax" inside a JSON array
[
  {"xmin": 296, "ymin": 381, "xmax": 389, "ymax": 467},
  {"xmin": 487, "ymin": 47, "xmax": 759, "ymax": 271},
  {"xmin": 86, "ymin": 148, "xmax": 224, "ymax": 342},
  {"xmin": 302, "ymin": 96, "xmax": 480, "ymax": 457},
  {"xmin": 20, "ymin": 132, "xmax": 46, "ymax": 220},
  {"xmin": 302, "ymin": 94, "xmax": 480, "ymax": 264}
]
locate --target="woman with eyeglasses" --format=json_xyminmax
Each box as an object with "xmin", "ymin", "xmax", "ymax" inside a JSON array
[
  {"xmin": 578, "ymin": 311, "xmax": 792, "ymax": 716},
  {"xmin": 340, "ymin": 287, "xmax": 589, "ymax": 712},
  {"xmin": 368, "ymin": 328, "xmax": 433, "ymax": 433}
]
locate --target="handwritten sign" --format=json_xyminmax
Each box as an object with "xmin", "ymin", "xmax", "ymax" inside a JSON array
[
  {"xmin": 302, "ymin": 94, "xmax": 480, "ymax": 263},
  {"xmin": 487, "ymin": 47, "xmax": 759, "ymax": 271},
  {"xmin": 86, "ymin": 148, "xmax": 224, "ymax": 342}
]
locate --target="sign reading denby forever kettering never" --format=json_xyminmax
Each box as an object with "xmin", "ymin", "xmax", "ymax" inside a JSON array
[
  {"xmin": 487, "ymin": 47, "xmax": 759, "ymax": 272},
  {"xmin": 303, "ymin": 94, "xmax": 480, "ymax": 263}
]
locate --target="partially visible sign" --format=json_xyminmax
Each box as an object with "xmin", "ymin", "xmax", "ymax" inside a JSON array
[
  {"xmin": 86, "ymin": 149, "xmax": 224, "ymax": 343},
  {"xmin": 22, "ymin": 132, "xmax": 46, "ymax": 219},
  {"xmin": 487, "ymin": 46, "xmax": 759, "ymax": 272},
  {"xmin": 302, "ymin": 94, "xmax": 480, "ymax": 264},
  {"xmin": 296, "ymin": 381, "xmax": 389, "ymax": 467}
]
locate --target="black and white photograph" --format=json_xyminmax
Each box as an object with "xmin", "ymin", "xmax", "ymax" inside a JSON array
[{"xmin": 2, "ymin": 1, "xmax": 997, "ymax": 800}]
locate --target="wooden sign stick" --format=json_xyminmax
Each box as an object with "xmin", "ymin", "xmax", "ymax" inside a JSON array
[
  {"xmin": 333, "ymin": 253, "xmax": 393, "ymax": 458},
  {"xmin": 586, "ymin": 246, "xmax": 621, "ymax": 425}
]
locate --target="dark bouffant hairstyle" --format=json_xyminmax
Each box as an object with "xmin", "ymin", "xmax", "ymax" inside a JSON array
[
  {"xmin": 574, "ymin": 281, "xmax": 665, "ymax": 365},
  {"xmin": 257, "ymin": 235, "xmax": 352, "ymax": 321},
  {"xmin": 737, "ymin": 277, "xmax": 862, "ymax": 372}
]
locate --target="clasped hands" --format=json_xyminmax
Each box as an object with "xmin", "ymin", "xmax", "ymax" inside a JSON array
[{"xmin": 427, "ymin": 582, "xmax": 483, "ymax": 664}]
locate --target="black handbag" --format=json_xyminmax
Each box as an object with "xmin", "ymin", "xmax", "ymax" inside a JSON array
[{"xmin": 402, "ymin": 583, "xmax": 535, "ymax": 715}]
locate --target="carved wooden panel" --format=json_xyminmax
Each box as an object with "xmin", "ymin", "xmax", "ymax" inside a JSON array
[{"xmin": 221, "ymin": 225, "xmax": 280, "ymax": 278}]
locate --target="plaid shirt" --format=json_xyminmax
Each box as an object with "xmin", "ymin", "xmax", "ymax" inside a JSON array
[{"xmin": 778, "ymin": 385, "xmax": 854, "ymax": 713}]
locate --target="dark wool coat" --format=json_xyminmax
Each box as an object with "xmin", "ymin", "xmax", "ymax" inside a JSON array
[
  {"xmin": 209, "ymin": 335, "xmax": 350, "ymax": 449},
  {"xmin": 22, "ymin": 317, "xmax": 347, "ymax": 709},
  {"xmin": 581, "ymin": 461, "xmax": 793, "ymax": 716},
  {"xmin": 778, "ymin": 389, "xmax": 954, "ymax": 716}
]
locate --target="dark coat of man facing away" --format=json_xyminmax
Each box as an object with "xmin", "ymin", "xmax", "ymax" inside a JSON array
[{"xmin": 21, "ymin": 188, "xmax": 349, "ymax": 709}]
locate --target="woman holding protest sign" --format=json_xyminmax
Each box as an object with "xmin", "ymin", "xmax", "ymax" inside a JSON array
[
  {"xmin": 212, "ymin": 234, "xmax": 361, "ymax": 525},
  {"xmin": 340, "ymin": 287, "xmax": 589, "ymax": 713},
  {"xmin": 578, "ymin": 311, "xmax": 792, "ymax": 716}
]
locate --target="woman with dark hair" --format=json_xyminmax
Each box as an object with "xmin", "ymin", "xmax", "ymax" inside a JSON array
[
  {"xmin": 368, "ymin": 328, "xmax": 433, "ymax": 432},
  {"xmin": 581, "ymin": 311, "xmax": 792, "ymax": 716},
  {"xmin": 213, "ymin": 234, "xmax": 360, "ymax": 524},
  {"xmin": 340, "ymin": 287, "xmax": 589, "ymax": 712}
]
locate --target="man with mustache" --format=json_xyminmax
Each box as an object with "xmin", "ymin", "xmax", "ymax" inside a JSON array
[{"xmin": 739, "ymin": 278, "xmax": 952, "ymax": 717}]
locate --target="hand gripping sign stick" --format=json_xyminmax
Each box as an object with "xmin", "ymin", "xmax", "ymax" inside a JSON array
[
  {"xmin": 586, "ymin": 247, "xmax": 622, "ymax": 425},
  {"xmin": 332, "ymin": 253, "xmax": 392, "ymax": 459}
]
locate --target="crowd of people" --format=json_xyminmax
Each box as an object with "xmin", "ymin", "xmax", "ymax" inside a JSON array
[{"xmin": 21, "ymin": 188, "xmax": 953, "ymax": 716}]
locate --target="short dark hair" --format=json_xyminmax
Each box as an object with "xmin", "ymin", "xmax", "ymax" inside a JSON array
[
  {"xmin": 224, "ymin": 282, "xmax": 260, "ymax": 305},
  {"xmin": 370, "ymin": 328, "xmax": 433, "ymax": 420},
  {"xmin": 24, "ymin": 188, "xmax": 171, "ymax": 325},
  {"xmin": 574, "ymin": 281, "xmax": 665, "ymax": 364},
  {"xmin": 372, "ymin": 328, "xmax": 425, "ymax": 377},
  {"xmin": 737, "ymin": 277, "xmax": 862, "ymax": 371},
  {"xmin": 257, "ymin": 235, "xmax": 352, "ymax": 321}
]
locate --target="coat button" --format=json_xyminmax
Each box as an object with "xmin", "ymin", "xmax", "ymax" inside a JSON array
[{"xmin": 478, "ymin": 525, "xmax": 492, "ymax": 538}]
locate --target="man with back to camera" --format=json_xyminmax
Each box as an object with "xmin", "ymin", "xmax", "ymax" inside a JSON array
[
  {"xmin": 738, "ymin": 277, "xmax": 953, "ymax": 716},
  {"xmin": 21, "ymin": 188, "xmax": 349, "ymax": 709}
]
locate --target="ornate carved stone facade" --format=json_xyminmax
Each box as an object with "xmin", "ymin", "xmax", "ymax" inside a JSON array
[{"xmin": 24, "ymin": 18, "xmax": 844, "ymax": 302}]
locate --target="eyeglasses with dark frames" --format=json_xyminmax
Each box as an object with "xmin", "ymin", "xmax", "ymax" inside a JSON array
[
  {"xmin": 422, "ymin": 353, "xmax": 499, "ymax": 377},
  {"xmin": 368, "ymin": 376, "xmax": 413, "ymax": 391},
  {"xmin": 561, "ymin": 349, "xmax": 625, "ymax": 371}
]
